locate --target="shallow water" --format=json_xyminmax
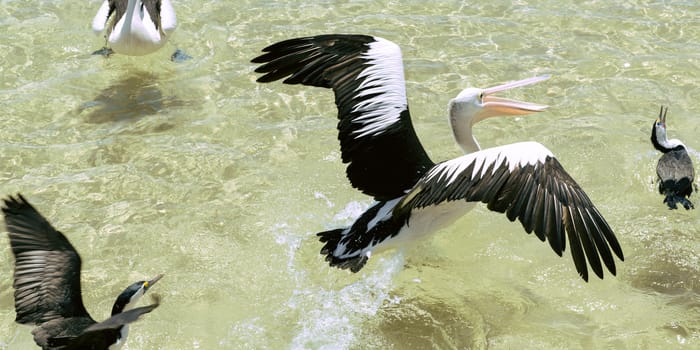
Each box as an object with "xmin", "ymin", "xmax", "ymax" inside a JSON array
[{"xmin": 1, "ymin": 0, "xmax": 699, "ymax": 349}]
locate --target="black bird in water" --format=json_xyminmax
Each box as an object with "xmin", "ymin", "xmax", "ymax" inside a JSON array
[
  {"xmin": 2, "ymin": 194, "xmax": 162, "ymax": 349},
  {"xmin": 252, "ymin": 34, "xmax": 624, "ymax": 281},
  {"xmin": 651, "ymin": 106, "xmax": 695, "ymax": 210}
]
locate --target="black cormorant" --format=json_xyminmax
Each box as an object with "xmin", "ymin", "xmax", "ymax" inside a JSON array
[
  {"xmin": 651, "ymin": 106, "xmax": 695, "ymax": 210},
  {"xmin": 2, "ymin": 194, "xmax": 162, "ymax": 349}
]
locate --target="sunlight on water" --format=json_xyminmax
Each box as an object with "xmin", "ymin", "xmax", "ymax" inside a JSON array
[{"xmin": 1, "ymin": 0, "xmax": 700, "ymax": 349}]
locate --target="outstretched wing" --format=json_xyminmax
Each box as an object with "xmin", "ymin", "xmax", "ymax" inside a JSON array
[
  {"xmin": 56, "ymin": 297, "xmax": 160, "ymax": 350},
  {"xmin": 252, "ymin": 34, "xmax": 435, "ymax": 200},
  {"xmin": 2, "ymin": 194, "xmax": 91, "ymax": 324},
  {"xmin": 88, "ymin": 295, "xmax": 160, "ymax": 332},
  {"xmin": 395, "ymin": 142, "xmax": 624, "ymax": 281}
]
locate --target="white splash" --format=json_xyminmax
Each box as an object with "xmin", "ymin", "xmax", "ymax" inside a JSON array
[
  {"xmin": 332, "ymin": 201, "xmax": 370, "ymax": 223},
  {"xmin": 288, "ymin": 254, "xmax": 405, "ymax": 350},
  {"xmin": 267, "ymin": 202, "xmax": 405, "ymax": 350}
]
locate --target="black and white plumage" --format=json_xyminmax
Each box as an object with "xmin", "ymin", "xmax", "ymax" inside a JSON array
[
  {"xmin": 92, "ymin": 0, "xmax": 176, "ymax": 56},
  {"xmin": 2, "ymin": 194, "xmax": 162, "ymax": 350},
  {"xmin": 252, "ymin": 34, "xmax": 624, "ymax": 281},
  {"xmin": 651, "ymin": 106, "xmax": 695, "ymax": 210}
]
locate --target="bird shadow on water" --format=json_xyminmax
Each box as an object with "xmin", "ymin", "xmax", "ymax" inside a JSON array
[
  {"xmin": 76, "ymin": 71, "xmax": 188, "ymax": 131},
  {"xmin": 374, "ymin": 295, "xmax": 489, "ymax": 349}
]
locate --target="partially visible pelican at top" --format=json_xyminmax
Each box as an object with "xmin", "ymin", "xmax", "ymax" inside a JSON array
[
  {"xmin": 252, "ymin": 34, "xmax": 624, "ymax": 281},
  {"xmin": 91, "ymin": 0, "xmax": 177, "ymax": 57}
]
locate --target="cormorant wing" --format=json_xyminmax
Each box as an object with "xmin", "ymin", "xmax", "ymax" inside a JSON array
[
  {"xmin": 657, "ymin": 149, "xmax": 695, "ymax": 184},
  {"xmin": 394, "ymin": 142, "xmax": 624, "ymax": 281},
  {"xmin": 2, "ymin": 194, "xmax": 91, "ymax": 324},
  {"xmin": 86, "ymin": 296, "xmax": 160, "ymax": 332},
  {"xmin": 252, "ymin": 34, "xmax": 435, "ymax": 200},
  {"xmin": 55, "ymin": 298, "xmax": 160, "ymax": 350}
]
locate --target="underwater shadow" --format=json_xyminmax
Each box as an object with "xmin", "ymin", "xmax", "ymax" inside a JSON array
[
  {"xmin": 375, "ymin": 295, "xmax": 489, "ymax": 348},
  {"xmin": 78, "ymin": 72, "xmax": 187, "ymax": 125}
]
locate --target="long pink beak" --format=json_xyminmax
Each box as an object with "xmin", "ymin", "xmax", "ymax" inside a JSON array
[{"xmin": 482, "ymin": 75, "xmax": 550, "ymax": 115}]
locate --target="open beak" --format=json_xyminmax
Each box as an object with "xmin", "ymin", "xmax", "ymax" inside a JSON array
[
  {"xmin": 481, "ymin": 75, "xmax": 550, "ymax": 116},
  {"xmin": 144, "ymin": 274, "xmax": 164, "ymax": 291},
  {"xmin": 657, "ymin": 105, "xmax": 668, "ymax": 127}
]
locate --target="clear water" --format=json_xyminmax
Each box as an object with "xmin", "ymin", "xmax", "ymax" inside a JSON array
[{"xmin": 1, "ymin": 0, "xmax": 699, "ymax": 349}]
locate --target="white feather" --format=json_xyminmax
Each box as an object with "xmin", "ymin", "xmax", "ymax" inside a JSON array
[
  {"xmin": 159, "ymin": 0, "xmax": 177, "ymax": 34},
  {"xmin": 351, "ymin": 37, "xmax": 407, "ymax": 138},
  {"xmin": 428, "ymin": 141, "xmax": 553, "ymax": 186},
  {"xmin": 91, "ymin": 0, "xmax": 111, "ymax": 35},
  {"xmin": 366, "ymin": 198, "xmax": 401, "ymax": 231}
]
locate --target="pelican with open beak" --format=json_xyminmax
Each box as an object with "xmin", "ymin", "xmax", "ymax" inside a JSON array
[{"xmin": 252, "ymin": 34, "xmax": 624, "ymax": 281}]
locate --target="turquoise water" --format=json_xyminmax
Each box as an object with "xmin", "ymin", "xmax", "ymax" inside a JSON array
[{"xmin": 1, "ymin": 0, "xmax": 699, "ymax": 348}]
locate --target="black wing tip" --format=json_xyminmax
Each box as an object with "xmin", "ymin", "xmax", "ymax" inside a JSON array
[
  {"xmin": 254, "ymin": 71, "xmax": 282, "ymax": 83},
  {"xmin": 2, "ymin": 193, "xmax": 37, "ymax": 220},
  {"xmin": 2, "ymin": 193, "xmax": 50, "ymax": 230},
  {"xmin": 321, "ymin": 251, "xmax": 368, "ymax": 273},
  {"xmin": 251, "ymin": 34, "xmax": 380, "ymax": 78},
  {"xmin": 580, "ymin": 262, "xmax": 618, "ymax": 283},
  {"xmin": 250, "ymin": 56, "xmax": 266, "ymax": 64},
  {"xmin": 317, "ymin": 228, "xmax": 368, "ymax": 273},
  {"xmin": 2, "ymin": 193, "xmax": 29, "ymax": 210},
  {"xmin": 579, "ymin": 271, "xmax": 589, "ymax": 283},
  {"xmin": 327, "ymin": 255, "xmax": 368, "ymax": 273}
]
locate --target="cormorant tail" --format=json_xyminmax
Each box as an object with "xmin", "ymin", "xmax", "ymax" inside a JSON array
[{"xmin": 663, "ymin": 193, "xmax": 694, "ymax": 210}]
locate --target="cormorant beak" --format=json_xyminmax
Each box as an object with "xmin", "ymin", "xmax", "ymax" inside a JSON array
[
  {"xmin": 656, "ymin": 105, "xmax": 668, "ymax": 127},
  {"xmin": 144, "ymin": 274, "xmax": 164, "ymax": 291},
  {"xmin": 480, "ymin": 75, "xmax": 550, "ymax": 117}
]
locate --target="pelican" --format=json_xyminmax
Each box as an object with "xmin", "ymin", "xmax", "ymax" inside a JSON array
[
  {"xmin": 92, "ymin": 0, "xmax": 177, "ymax": 56},
  {"xmin": 651, "ymin": 106, "xmax": 695, "ymax": 209},
  {"xmin": 252, "ymin": 34, "xmax": 624, "ymax": 281},
  {"xmin": 2, "ymin": 194, "xmax": 162, "ymax": 349}
]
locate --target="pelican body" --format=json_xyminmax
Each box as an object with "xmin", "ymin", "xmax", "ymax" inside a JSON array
[
  {"xmin": 252, "ymin": 34, "xmax": 624, "ymax": 281},
  {"xmin": 2, "ymin": 194, "xmax": 161, "ymax": 349},
  {"xmin": 92, "ymin": 0, "xmax": 176, "ymax": 56},
  {"xmin": 651, "ymin": 106, "xmax": 695, "ymax": 210}
]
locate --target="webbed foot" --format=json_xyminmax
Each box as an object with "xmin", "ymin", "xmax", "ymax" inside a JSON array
[
  {"xmin": 92, "ymin": 47, "xmax": 114, "ymax": 57},
  {"xmin": 171, "ymin": 49, "xmax": 192, "ymax": 62}
]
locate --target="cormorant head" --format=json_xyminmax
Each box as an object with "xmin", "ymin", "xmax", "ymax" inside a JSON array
[
  {"xmin": 111, "ymin": 274, "xmax": 163, "ymax": 316},
  {"xmin": 651, "ymin": 106, "xmax": 685, "ymax": 153}
]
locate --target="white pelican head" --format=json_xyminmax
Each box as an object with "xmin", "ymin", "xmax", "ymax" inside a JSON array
[{"xmin": 448, "ymin": 75, "xmax": 550, "ymax": 153}]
